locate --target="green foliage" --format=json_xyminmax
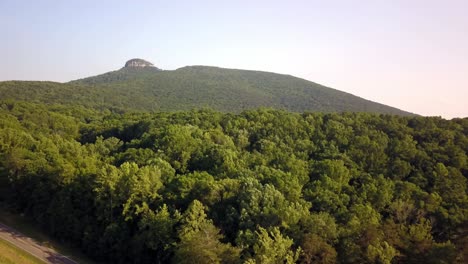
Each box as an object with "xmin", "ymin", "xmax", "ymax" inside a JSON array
[
  {"xmin": 300, "ymin": 234, "xmax": 337, "ymax": 264},
  {"xmin": 0, "ymin": 102, "xmax": 466, "ymax": 263},
  {"xmin": 137, "ymin": 204, "xmax": 179, "ymax": 261},
  {"xmin": 246, "ymin": 227, "xmax": 301, "ymax": 264},
  {"xmin": 174, "ymin": 200, "xmax": 240, "ymax": 264}
]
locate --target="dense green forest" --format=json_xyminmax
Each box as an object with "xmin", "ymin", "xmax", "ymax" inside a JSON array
[
  {"xmin": 0, "ymin": 101, "xmax": 466, "ymax": 263},
  {"xmin": 0, "ymin": 65, "xmax": 412, "ymax": 115}
]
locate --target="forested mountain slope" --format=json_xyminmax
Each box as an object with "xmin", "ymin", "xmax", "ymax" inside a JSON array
[
  {"xmin": 0, "ymin": 61, "xmax": 413, "ymax": 115},
  {"xmin": 0, "ymin": 101, "xmax": 466, "ymax": 263}
]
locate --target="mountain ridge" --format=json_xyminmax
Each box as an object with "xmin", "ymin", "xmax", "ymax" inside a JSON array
[{"xmin": 0, "ymin": 60, "xmax": 414, "ymax": 115}]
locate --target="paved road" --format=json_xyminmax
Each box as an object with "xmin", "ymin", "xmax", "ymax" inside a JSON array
[{"xmin": 0, "ymin": 222, "xmax": 79, "ymax": 264}]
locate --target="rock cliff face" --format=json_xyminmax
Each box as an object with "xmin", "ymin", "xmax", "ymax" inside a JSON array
[{"xmin": 124, "ymin": 58, "xmax": 155, "ymax": 68}]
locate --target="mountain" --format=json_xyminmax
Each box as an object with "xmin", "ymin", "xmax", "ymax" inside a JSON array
[
  {"xmin": 0, "ymin": 59, "xmax": 413, "ymax": 115},
  {"xmin": 124, "ymin": 58, "xmax": 158, "ymax": 68}
]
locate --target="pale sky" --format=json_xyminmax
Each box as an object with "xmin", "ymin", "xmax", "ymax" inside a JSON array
[{"xmin": 1, "ymin": 0, "xmax": 467, "ymax": 118}]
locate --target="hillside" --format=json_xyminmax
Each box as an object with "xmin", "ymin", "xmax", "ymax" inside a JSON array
[{"xmin": 0, "ymin": 59, "xmax": 413, "ymax": 115}]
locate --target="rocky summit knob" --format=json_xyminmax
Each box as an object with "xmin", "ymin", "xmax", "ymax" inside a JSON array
[{"xmin": 124, "ymin": 58, "xmax": 155, "ymax": 68}]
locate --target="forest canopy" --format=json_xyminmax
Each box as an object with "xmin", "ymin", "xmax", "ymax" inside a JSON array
[{"xmin": 0, "ymin": 100, "xmax": 466, "ymax": 263}]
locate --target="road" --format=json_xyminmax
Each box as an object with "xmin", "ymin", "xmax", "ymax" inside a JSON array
[{"xmin": 0, "ymin": 222, "xmax": 79, "ymax": 264}]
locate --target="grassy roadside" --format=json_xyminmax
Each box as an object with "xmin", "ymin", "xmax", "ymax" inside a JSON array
[
  {"xmin": 0, "ymin": 237, "xmax": 45, "ymax": 264},
  {"xmin": 0, "ymin": 207, "xmax": 98, "ymax": 264}
]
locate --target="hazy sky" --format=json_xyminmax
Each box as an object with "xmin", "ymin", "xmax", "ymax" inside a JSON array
[{"xmin": 1, "ymin": 0, "xmax": 467, "ymax": 118}]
